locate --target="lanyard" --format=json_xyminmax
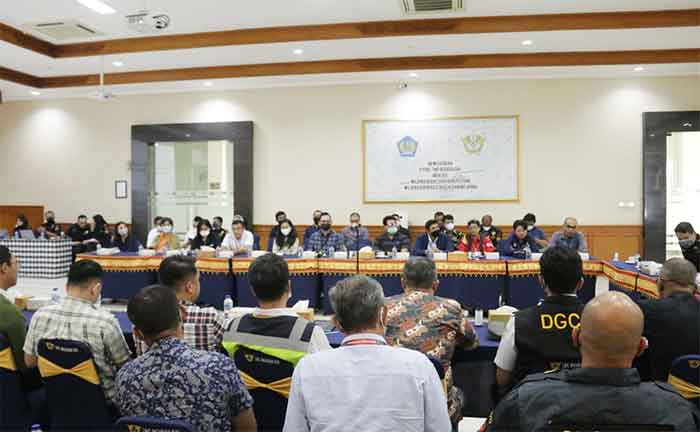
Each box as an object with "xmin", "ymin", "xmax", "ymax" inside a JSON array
[{"xmin": 342, "ymin": 338, "xmax": 386, "ymax": 347}]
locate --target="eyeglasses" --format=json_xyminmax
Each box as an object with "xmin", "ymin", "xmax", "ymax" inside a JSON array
[{"xmin": 565, "ymin": 225, "xmax": 577, "ymax": 229}]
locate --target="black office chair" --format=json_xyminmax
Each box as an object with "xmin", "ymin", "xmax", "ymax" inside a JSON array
[
  {"xmin": 0, "ymin": 332, "xmax": 32, "ymax": 430},
  {"xmin": 38, "ymin": 338, "xmax": 114, "ymax": 430}
]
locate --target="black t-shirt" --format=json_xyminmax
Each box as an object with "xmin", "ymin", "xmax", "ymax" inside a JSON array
[{"xmin": 681, "ymin": 239, "xmax": 700, "ymax": 272}]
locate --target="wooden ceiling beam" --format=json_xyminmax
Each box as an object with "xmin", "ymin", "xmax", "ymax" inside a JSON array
[
  {"xmin": 0, "ymin": 65, "xmax": 42, "ymax": 87},
  {"xmin": 38, "ymin": 49, "xmax": 700, "ymax": 88},
  {"xmin": 1, "ymin": 9, "xmax": 698, "ymax": 58}
]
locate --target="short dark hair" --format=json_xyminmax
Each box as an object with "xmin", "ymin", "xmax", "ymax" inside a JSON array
[
  {"xmin": 467, "ymin": 219, "xmax": 481, "ymax": 228},
  {"xmin": 193, "ymin": 216, "xmax": 202, "ymax": 223},
  {"xmin": 382, "ymin": 215, "xmax": 396, "ymax": 226},
  {"xmin": 444, "ymin": 214, "xmax": 454, "ymax": 222},
  {"xmin": 675, "ymin": 222, "xmax": 695, "ymax": 234},
  {"xmin": 523, "ymin": 213, "xmax": 536, "ymax": 224},
  {"xmin": 232, "ymin": 220, "xmax": 244, "ymax": 228},
  {"xmin": 158, "ymin": 255, "xmax": 198, "ymax": 289},
  {"xmin": 153, "ymin": 216, "xmax": 163, "ymax": 225},
  {"xmin": 161, "ymin": 217, "xmax": 173, "ymax": 226},
  {"xmin": 248, "ymin": 254, "xmax": 289, "ymax": 302},
  {"xmin": 128, "ymin": 285, "xmax": 181, "ymax": 339},
  {"xmin": 0, "ymin": 246, "xmax": 11, "ymax": 267},
  {"xmin": 320, "ymin": 212, "xmax": 331, "ymax": 219},
  {"xmin": 78, "ymin": 214, "xmax": 87, "ymax": 220},
  {"xmin": 67, "ymin": 260, "xmax": 103, "ymax": 288},
  {"xmin": 425, "ymin": 219, "xmax": 438, "ymax": 230},
  {"xmin": 434, "ymin": 211, "xmax": 445, "ymax": 218},
  {"xmin": 403, "ymin": 257, "xmax": 437, "ymax": 290},
  {"xmin": 513, "ymin": 219, "xmax": 528, "ymax": 231},
  {"xmin": 350, "ymin": 212, "xmax": 360, "ymax": 219},
  {"xmin": 275, "ymin": 211, "xmax": 286, "ymax": 219},
  {"xmin": 330, "ymin": 275, "xmax": 384, "ymax": 333},
  {"xmin": 540, "ymin": 246, "xmax": 583, "ymax": 294},
  {"xmin": 213, "ymin": 216, "xmax": 223, "ymax": 224}
]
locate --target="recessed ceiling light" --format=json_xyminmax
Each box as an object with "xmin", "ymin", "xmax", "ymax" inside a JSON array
[
  {"xmin": 521, "ymin": 40, "xmax": 533, "ymax": 46},
  {"xmin": 30, "ymin": 91, "xmax": 41, "ymax": 96},
  {"xmin": 185, "ymin": 133, "xmax": 191, "ymax": 138},
  {"xmin": 293, "ymin": 49, "xmax": 304, "ymax": 55},
  {"xmin": 634, "ymin": 66, "xmax": 645, "ymax": 72},
  {"xmin": 77, "ymin": 0, "xmax": 116, "ymax": 15},
  {"xmin": 203, "ymin": 81, "xmax": 213, "ymax": 87},
  {"xmin": 112, "ymin": 61, "xmax": 124, "ymax": 67},
  {"xmin": 409, "ymin": 72, "xmax": 419, "ymax": 78}
]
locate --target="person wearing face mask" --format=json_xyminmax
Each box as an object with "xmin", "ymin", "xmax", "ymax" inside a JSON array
[
  {"xmin": 272, "ymin": 219, "xmax": 300, "ymax": 255},
  {"xmin": 443, "ymin": 214, "xmax": 463, "ymax": 249},
  {"xmin": 374, "ymin": 215, "xmax": 410, "ymax": 254},
  {"xmin": 674, "ymin": 222, "xmax": 700, "ymax": 272},
  {"xmin": 480, "ymin": 214, "xmax": 503, "ymax": 248},
  {"xmin": 636, "ymin": 258, "xmax": 700, "ymax": 382},
  {"xmin": 458, "ymin": 219, "xmax": 496, "ymax": 254},
  {"xmin": 146, "ymin": 216, "xmax": 164, "ymax": 249},
  {"xmin": 341, "ymin": 212, "xmax": 370, "ymax": 252},
  {"xmin": 13, "ymin": 214, "xmax": 31, "ymax": 239},
  {"xmin": 501, "ymin": 220, "xmax": 540, "ymax": 258},
  {"xmin": 153, "ymin": 217, "xmax": 179, "ymax": 253},
  {"xmin": 222, "ymin": 220, "xmax": 255, "ymax": 255},
  {"xmin": 303, "ymin": 210, "xmax": 323, "ymax": 247},
  {"xmin": 191, "ymin": 219, "xmax": 221, "ymax": 251},
  {"xmin": 23, "ymin": 260, "xmax": 132, "ymax": 410},
  {"xmin": 40, "ymin": 210, "xmax": 62, "ymax": 239},
  {"xmin": 211, "ymin": 216, "xmax": 228, "ymax": 243},
  {"xmin": 304, "ymin": 212, "xmax": 345, "ymax": 257},
  {"xmin": 413, "ymin": 219, "xmax": 454, "ymax": 257},
  {"xmin": 184, "ymin": 216, "xmax": 203, "ymax": 248},
  {"xmin": 112, "ymin": 222, "xmax": 142, "ymax": 253},
  {"xmin": 522, "ymin": 213, "xmax": 549, "ymax": 249},
  {"xmin": 84, "ymin": 214, "xmax": 112, "ymax": 251},
  {"xmin": 267, "ymin": 211, "xmax": 288, "ymax": 251},
  {"xmin": 392, "ymin": 213, "xmax": 412, "ymax": 244}
]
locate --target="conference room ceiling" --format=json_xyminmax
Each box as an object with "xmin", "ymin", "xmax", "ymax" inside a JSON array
[{"xmin": 0, "ymin": 0, "xmax": 698, "ymax": 100}]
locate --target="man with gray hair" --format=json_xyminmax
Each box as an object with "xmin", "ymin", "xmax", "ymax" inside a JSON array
[
  {"xmin": 637, "ymin": 257, "xmax": 700, "ymax": 381},
  {"xmin": 385, "ymin": 257, "xmax": 478, "ymax": 427},
  {"xmin": 283, "ymin": 275, "xmax": 450, "ymax": 432},
  {"xmin": 549, "ymin": 217, "xmax": 588, "ymax": 252}
]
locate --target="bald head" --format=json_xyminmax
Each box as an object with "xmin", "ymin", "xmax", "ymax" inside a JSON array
[
  {"xmin": 658, "ymin": 258, "xmax": 697, "ymax": 297},
  {"xmin": 578, "ymin": 291, "xmax": 645, "ymax": 368}
]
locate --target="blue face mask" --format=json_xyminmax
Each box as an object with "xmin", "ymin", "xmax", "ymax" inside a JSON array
[{"xmin": 679, "ymin": 239, "xmax": 695, "ymax": 249}]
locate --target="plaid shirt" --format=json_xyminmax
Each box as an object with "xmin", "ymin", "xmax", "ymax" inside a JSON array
[
  {"xmin": 373, "ymin": 232, "xmax": 411, "ymax": 253},
  {"xmin": 304, "ymin": 230, "xmax": 346, "ymax": 254},
  {"xmin": 135, "ymin": 300, "xmax": 225, "ymax": 356},
  {"xmin": 23, "ymin": 296, "xmax": 131, "ymax": 404}
]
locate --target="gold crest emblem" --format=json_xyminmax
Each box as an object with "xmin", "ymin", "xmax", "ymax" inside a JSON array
[
  {"xmin": 689, "ymin": 360, "xmax": 700, "ymax": 369},
  {"xmin": 245, "ymin": 354, "xmax": 254, "ymax": 363},
  {"xmin": 462, "ymin": 133, "xmax": 485, "ymax": 155},
  {"xmin": 46, "ymin": 342, "xmax": 55, "ymax": 351},
  {"xmin": 127, "ymin": 425, "xmax": 143, "ymax": 432}
]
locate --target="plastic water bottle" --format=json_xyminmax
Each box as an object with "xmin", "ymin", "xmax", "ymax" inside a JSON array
[
  {"xmin": 51, "ymin": 288, "xmax": 60, "ymax": 305},
  {"xmin": 328, "ymin": 246, "xmax": 335, "ymax": 258},
  {"xmin": 613, "ymin": 252, "xmax": 619, "ymax": 262},
  {"xmin": 474, "ymin": 305, "xmax": 484, "ymax": 327},
  {"xmin": 223, "ymin": 295, "xmax": 233, "ymax": 320},
  {"xmin": 391, "ymin": 246, "xmax": 398, "ymax": 258}
]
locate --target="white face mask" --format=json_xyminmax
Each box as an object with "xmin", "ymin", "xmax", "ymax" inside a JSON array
[
  {"xmin": 527, "ymin": 225, "xmax": 534, "ymax": 231},
  {"xmin": 350, "ymin": 222, "xmax": 359, "ymax": 228},
  {"xmin": 445, "ymin": 223, "xmax": 455, "ymax": 231},
  {"xmin": 387, "ymin": 226, "xmax": 398, "ymax": 235},
  {"xmin": 483, "ymin": 226, "xmax": 492, "ymax": 231},
  {"xmin": 118, "ymin": 228, "xmax": 128, "ymax": 237},
  {"xmin": 162, "ymin": 225, "xmax": 173, "ymax": 233},
  {"xmin": 200, "ymin": 230, "xmax": 211, "ymax": 238},
  {"xmin": 281, "ymin": 227, "xmax": 292, "ymax": 236}
]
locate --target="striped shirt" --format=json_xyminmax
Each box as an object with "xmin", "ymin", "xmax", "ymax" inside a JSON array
[{"xmin": 23, "ymin": 296, "xmax": 131, "ymax": 404}]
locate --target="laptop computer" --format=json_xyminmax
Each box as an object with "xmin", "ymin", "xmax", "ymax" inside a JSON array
[
  {"xmin": 0, "ymin": 229, "xmax": 7, "ymax": 240},
  {"xmin": 19, "ymin": 229, "xmax": 36, "ymax": 240}
]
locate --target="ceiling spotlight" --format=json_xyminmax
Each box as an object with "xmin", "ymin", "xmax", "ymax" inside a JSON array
[
  {"xmin": 30, "ymin": 91, "xmax": 41, "ymax": 96},
  {"xmin": 203, "ymin": 81, "xmax": 213, "ymax": 87},
  {"xmin": 112, "ymin": 61, "xmax": 124, "ymax": 67},
  {"xmin": 293, "ymin": 49, "xmax": 304, "ymax": 55},
  {"xmin": 409, "ymin": 72, "xmax": 419, "ymax": 78},
  {"xmin": 634, "ymin": 66, "xmax": 645, "ymax": 72},
  {"xmin": 397, "ymin": 82, "xmax": 408, "ymax": 90},
  {"xmin": 521, "ymin": 40, "xmax": 533, "ymax": 46},
  {"xmin": 683, "ymin": 122, "xmax": 693, "ymax": 127}
]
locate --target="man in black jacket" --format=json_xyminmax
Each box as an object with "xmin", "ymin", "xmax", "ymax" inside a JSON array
[
  {"xmin": 675, "ymin": 222, "xmax": 700, "ymax": 272},
  {"xmin": 485, "ymin": 291, "xmax": 700, "ymax": 431}
]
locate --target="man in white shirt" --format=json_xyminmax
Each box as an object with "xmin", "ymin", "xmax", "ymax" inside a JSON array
[
  {"xmin": 146, "ymin": 216, "xmax": 163, "ymax": 248},
  {"xmin": 283, "ymin": 275, "xmax": 450, "ymax": 432},
  {"xmin": 222, "ymin": 220, "xmax": 254, "ymax": 255}
]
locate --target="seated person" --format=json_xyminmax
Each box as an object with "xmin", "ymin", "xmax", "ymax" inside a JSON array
[
  {"xmin": 523, "ymin": 213, "xmax": 548, "ymax": 249},
  {"xmin": 674, "ymin": 222, "xmax": 700, "ymax": 271},
  {"xmin": 267, "ymin": 210, "xmax": 288, "ymax": 251},
  {"xmin": 111, "ymin": 222, "xmax": 142, "ymax": 253},
  {"xmin": 502, "ymin": 220, "xmax": 541, "ymax": 258},
  {"xmin": 134, "ymin": 255, "xmax": 225, "ymax": 355},
  {"xmin": 340, "ymin": 212, "xmax": 370, "ymax": 251},
  {"xmin": 146, "ymin": 216, "xmax": 163, "ymax": 248},
  {"xmin": 283, "ymin": 275, "xmax": 451, "ymax": 432},
  {"xmin": 392, "ymin": 213, "xmax": 412, "ymax": 244},
  {"xmin": 303, "ymin": 210, "xmax": 322, "ymax": 246},
  {"xmin": 413, "ymin": 219, "xmax": 454, "ymax": 256},
  {"xmin": 85, "ymin": 214, "xmax": 112, "ymax": 251},
  {"xmin": 304, "ymin": 212, "xmax": 345, "ymax": 257},
  {"xmin": 66, "ymin": 214, "xmax": 92, "ymax": 255},
  {"xmin": 494, "ymin": 246, "xmax": 584, "ymax": 395},
  {"xmin": 271, "ymin": 219, "xmax": 300, "ymax": 256},
  {"xmin": 443, "ymin": 214, "xmax": 463, "ymax": 250},
  {"xmin": 0, "ymin": 247, "xmax": 41, "ymax": 391},
  {"xmin": 222, "ymin": 220, "xmax": 254, "ymax": 255},
  {"xmin": 211, "ymin": 216, "xmax": 228, "ymax": 243},
  {"xmin": 433, "ymin": 211, "xmax": 446, "ymax": 232},
  {"xmin": 39, "ymin": 210, "xmax": 61, "ymax": 239},
  {"xmin": 190, "ymin": 219, "xmax": 221, "ymax": 250},
  {"xmin": 637, "ymin": 258, "xmax": 700, "ymax": 381},
  {"xmin": 152, "ymin": 217, "xmax": 179, "ymax": 253},
  {"xmin": 184, "ymin": 216, "xmax": 202, "ymax": 248},
  {"xmin": 386, "ymin": 257, "xmax": 479, "ymax": 426},
  {"xmin": 549, "ymin": 217, "xmax": 588, "ymax": 253},
  {"xmin": 485, "ymin": 291, "xmax": 700, "ymax": 431},
  {"xmin": 458, "ymin": 219, "xmax": 496, "ymax": 254},
  {"xmin": 116, "ymin": 285, "xmax": 256, "ymax": 432},
  {"xmin": 480, "ymin": 214, "xmax": 503, "ymax": 247},
  {"xmin": 23, "ymin": 260, "xmax": 132, "ymax": 409},
  {"xmin": 373, "ymin": 215, "xmax": 410, "ymax": 254},
  {"xmin": 13, "ymin": 214, "xmax": 31, "ymax": 238}
]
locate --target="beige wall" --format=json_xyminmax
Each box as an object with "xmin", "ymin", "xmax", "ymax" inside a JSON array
[{"xmin": 1, "ymin": 75, "xmax": 698, "ymax": 227}]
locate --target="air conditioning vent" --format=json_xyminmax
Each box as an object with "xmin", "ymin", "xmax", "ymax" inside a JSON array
[
  {"xmin": 400, "ymin": 0, "xmax": 464, "ymax": 14},
  {"xmin": 25, "ymin": 20, "xmax": 103, "ymax": 41}
]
